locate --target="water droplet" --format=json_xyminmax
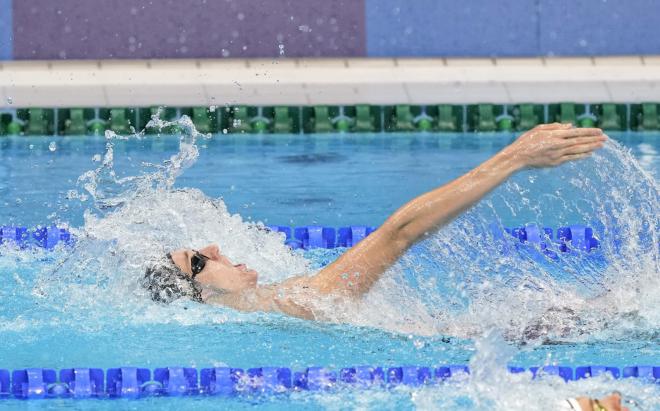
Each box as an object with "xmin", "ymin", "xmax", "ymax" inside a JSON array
[
  {"xmin": 28, "ymin": 144, "xmax": 34, "ymax": 150},
  {"xmin": 6, "ymin": 96, "xmax": 13, "ymax": 105},
  {"xmin": 209, "ymin": 105, "xmax": 216, "ymax": 112},
  {"xmin": 49, "ymin": 141, "xmax": 57, "ymax": 152}
]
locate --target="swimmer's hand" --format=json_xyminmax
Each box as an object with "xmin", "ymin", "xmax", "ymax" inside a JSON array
[
  {"xmin": 502, "ymin": 123, "xmax": 607, "ymax": 169},
  {"xmin": 576, "ymin": 392, "xmax": 629, "ymax": 411}
]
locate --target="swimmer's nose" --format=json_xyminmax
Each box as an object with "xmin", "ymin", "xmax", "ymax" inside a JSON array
[
  {"xmin": 210, "ymin": 244, "xmax": 221, "ymax": 259},
  {"xmin": 200, "ymin": 244, "xmax": 221, "ymax": 260}
]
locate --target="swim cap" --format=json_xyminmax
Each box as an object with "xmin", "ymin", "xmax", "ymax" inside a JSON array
[{"xmin": 141, "ymin": 256, "xmax": 203, "ymax": 304}]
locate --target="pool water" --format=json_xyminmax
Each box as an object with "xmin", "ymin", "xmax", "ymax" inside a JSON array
[
  {"xmin": 1, "ymin": 132, "xmax": 658, "ymax": 227},
  {"xmin": 0, "ymin": 125, "xmax": 658, "ymax": 410}
]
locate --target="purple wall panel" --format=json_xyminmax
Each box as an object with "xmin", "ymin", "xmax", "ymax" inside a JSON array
[{"xmin": 13, "ymin": 0, "xmax": 365, "ymax": 59}]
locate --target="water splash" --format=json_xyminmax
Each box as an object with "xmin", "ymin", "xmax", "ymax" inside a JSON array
[
  {"xmin": 391, "ymin": 138, "xmax": 659, "ymax": 343},
  {"xmin": 29, "ymin": 110, "xmax": 310, "ymax": 329},
  {"xmin": 77, "ymin": 112, "xmax": 204, "ymax": 211},
  {"xmin": 285, "ymin": 139, "xmax": 659, "ymax": 341}
]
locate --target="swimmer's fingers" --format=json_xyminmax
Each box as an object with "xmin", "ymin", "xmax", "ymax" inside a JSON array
[
  {"xmin": 561, "ymin": 140, "xmax": 605, "ymax": 156},
  {"xmin": 558, "ymin": 153, "xmax": 592, "ymax": 164},
  {"xmin": 551, "ymin": 127, "xmax": 604, "ymax": 139},
  {"xmin": 559, "ymin": 135, "xmax": 607, "ymax": 148}
]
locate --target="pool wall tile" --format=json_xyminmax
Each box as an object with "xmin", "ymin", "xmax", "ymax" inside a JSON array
[
  {"xmin": 12, "ymin": 0, "xmax": 366, "ymax": 60},
  {"xmin": 4, "ymin": 0, "xmax": 660, "ymax": 59},
  {"xmin": 0, "ymin": 0, "xmax": 12, "ymax": 60},
  {"xmin": 538, "ymin": 0, "xmax": 660, "ymax": 56},
  {"xmin": 365, "ymin": 0, "xmax": 540, "ymax": 57}
]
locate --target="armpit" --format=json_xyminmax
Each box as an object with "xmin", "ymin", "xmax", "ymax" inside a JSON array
[{"xmin": 271, "ymin": 280, "xmax": 318, "ymax": 320}]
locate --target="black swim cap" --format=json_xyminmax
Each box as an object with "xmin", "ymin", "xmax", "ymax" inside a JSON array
[{"xmin": 141, "ymin": 257, "xmax": 203, "ymax": 304}]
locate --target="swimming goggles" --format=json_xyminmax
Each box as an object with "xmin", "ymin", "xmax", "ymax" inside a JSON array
[
  {"xmin": 166, "ymin": 250, "xmax": 209, "ymax": 279},
  {"xmin": 190, "ymin": 251, "xmax": 209, "ymax": 278}
]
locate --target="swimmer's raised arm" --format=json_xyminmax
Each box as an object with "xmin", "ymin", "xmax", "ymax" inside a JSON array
[{"xmin": 306, "ymin": 123, "xmax": 606, "ymax": 297}]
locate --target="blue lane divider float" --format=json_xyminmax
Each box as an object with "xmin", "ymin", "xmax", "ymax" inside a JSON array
[
  {"xmin": 269, "ymin": 225, "xmax": 377, "ymax": 250},
  {"xmin": 0, "ymin": 223, "xmax": 599, "ymax": 254},
  {"xmin": 529, "ymin": 366, "xmax": 574, "ymax": 382},
  {"xmin": 59, "ymin": 368, "xmax": 104, "ymax": 398},
  {"xmin": 106, "ymin": 367, "xmax": 151, "ymax": 398},
  {"xmin": 270, "ymin": 223, "xmax": 599, "ymax": 253},
  {"xmin": 0, "ymin": 225, "xmax": 73, "ymax": 250},
  {"xmin": 0, "ymin": 365, "xmax": 657, "ymax": 399},
  {"xmin": 11, "ymin": 368, "xmax": 56, "ymax": 399},
  {"xmin": 154, "ymin": 367, "xmax": 198, "ymax": 396}
]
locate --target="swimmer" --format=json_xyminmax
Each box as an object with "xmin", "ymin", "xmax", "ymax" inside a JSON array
[{"xmin": 142, "ymin": 123, "xmax": 607, "ymax": 320}]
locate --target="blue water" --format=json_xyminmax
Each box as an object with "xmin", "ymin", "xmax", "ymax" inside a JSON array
[
  {"xmin": 1, "ymin": 133, "xmax": 658, "ymax": 227},
  {"xmin": 0, "ymin": 131, "xmax": 658, "ymax": 410}
]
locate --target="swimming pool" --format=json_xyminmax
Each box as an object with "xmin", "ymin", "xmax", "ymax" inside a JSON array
[{"xmin": 0, "ymin": 121, "xmax": 658, "ymax": 409}]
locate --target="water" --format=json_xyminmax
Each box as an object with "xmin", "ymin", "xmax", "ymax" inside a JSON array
[
  {"xmin": 1, "ymin": 132, "xmax": 658, "ymax": 227},
  {"xmin": 0, "ymin": 122, "xmax": 658, "ymax": 410}
]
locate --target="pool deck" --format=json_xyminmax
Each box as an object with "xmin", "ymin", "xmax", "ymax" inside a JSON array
[{"xmin": 1, "ymin": 56, "xmax": 660, "ymax": 107}]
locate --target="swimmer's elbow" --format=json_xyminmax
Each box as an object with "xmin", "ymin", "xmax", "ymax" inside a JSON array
[
  {"xmin": 379, "ymin": 224, "xmax": 416, "ymax": 262},
  {"xmin": 379, "ymin": 220, "xmax": 416, "ymax": 252},
  {"xmin": 317, "ymin": 226, "xmax": 407, "ymax": 296}
]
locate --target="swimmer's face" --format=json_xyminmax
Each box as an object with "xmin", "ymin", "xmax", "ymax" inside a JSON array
[{"xmin": 169, "ymin": 244, "xmax": 258, "ymax": 293}]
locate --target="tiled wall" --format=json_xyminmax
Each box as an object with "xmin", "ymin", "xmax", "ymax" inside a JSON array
[
  {"xmin": 1, "ymin": 0, "xmax": 659, "ymax": 60},
  {"xmin": 366, "ymin": 0, "xmax": 660, "ymax": 57},
  {"xmin": 0, "ymin": 0, "xmax": 12, "ymax": 60},
  {"xmin": 366, "ymin": 0, "xmax": 540, "ymax": 57},
  {"xmin": 11, "ymin": 0, "xmax": 364, "ymax": 59},
  {"xmin": 537, "ymin": 0, "xmax": 660, "ymax": 56}
]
